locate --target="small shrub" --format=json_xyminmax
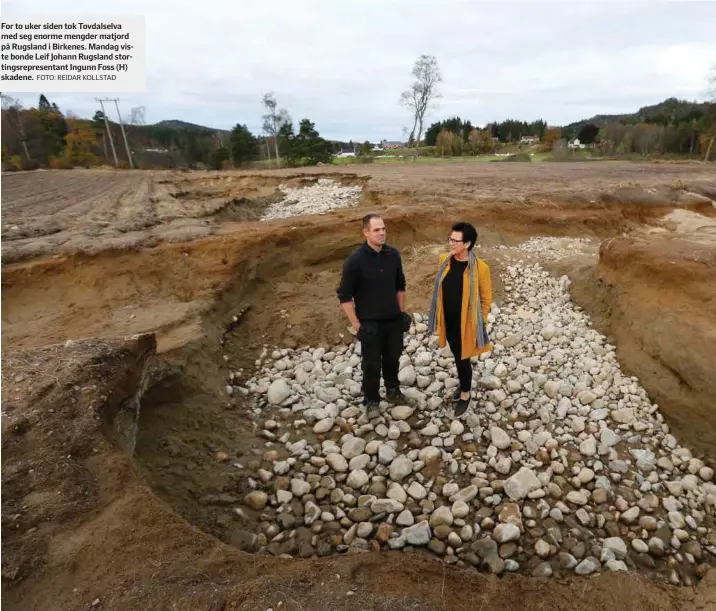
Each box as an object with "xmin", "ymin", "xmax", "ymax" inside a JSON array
[
  {"xmin": 49, "ymin": 156, "xmax": 70, "ymax": 169},
  {"xmin": 6, "ymin": 155, "xmax": 23, "ymax": 171}
]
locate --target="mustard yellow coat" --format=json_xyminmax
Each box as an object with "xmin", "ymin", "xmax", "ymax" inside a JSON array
[{"xmin": 435, "ymin": 253, "xmax": 493, "ymax": 360}]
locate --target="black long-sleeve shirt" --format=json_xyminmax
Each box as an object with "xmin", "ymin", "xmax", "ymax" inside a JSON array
[
  {"xmin": 442, "ymin": 258, "xmax": 467, "ymax": 319},
  {"xmin": 336, "ymin": 242, "xmax": 406, "ymax": 321}
]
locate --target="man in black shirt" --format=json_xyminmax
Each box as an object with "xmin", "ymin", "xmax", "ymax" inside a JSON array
[{"xmin": 337, "ymin": 214, "xmax": 412, "ymax": 415}]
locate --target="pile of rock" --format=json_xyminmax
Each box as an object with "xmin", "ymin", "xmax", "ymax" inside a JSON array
[
  {"xmin": 496, "ymin": 237, "xmax": 593, "ymax": 262},
  {"xmin": 261, "ymin": 179, "xmax": 362, "ymax": 221},
  {"xmin": 228, "ymin": 239, "xmax": 714, "ymax": 584}
]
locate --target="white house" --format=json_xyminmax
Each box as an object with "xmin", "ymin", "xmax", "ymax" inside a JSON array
[{"xmin": 568, "ymin": 138, "xmax": 586, "ymax": 149}]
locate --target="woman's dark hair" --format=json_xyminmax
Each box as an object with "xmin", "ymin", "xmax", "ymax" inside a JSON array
[{"xmin": 452, "ymin": 221, "xmax": 478, "ymax": 250}]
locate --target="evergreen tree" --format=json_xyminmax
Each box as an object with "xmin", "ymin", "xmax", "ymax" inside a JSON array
[{"xmin": 229, "ymin": 123, "xmax": 258, "ymax": 165}]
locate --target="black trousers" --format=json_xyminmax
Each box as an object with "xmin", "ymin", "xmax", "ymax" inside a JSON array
[
  {"xmin": 445, "ymin": 311, "xmax": 472, "ymax": 393},
  {"xmin": 358, "ymin": 318, "xmax": 403, "ymax": 403}
]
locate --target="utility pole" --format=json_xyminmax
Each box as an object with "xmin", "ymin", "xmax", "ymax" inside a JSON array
[
  {"xmin": 112, "ymin": 98, "xmax": 134, "ymax": 168},
  {"xmin": 96, "ymin": 97, "xmax": 134, "ymax": 168},
  {"xmin": 96, "ymin": 98, "xmax": 119, "ymax": 167}
]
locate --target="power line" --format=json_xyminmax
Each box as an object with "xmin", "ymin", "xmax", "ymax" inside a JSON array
[
  {"xmin": 96, "ymin": 97, "xmax": 134, "ymax": 168},
  {"xmin": 95, "ymin": 98, "xmax": 118, "ymax": 167}
]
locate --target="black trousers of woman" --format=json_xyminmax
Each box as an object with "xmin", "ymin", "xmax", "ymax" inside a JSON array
[{"xmin": 444, "ymin": 312, "xmax": 472, "ymax": 394}]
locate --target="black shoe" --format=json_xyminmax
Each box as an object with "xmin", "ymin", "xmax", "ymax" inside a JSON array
[
  {"xmin": 364, "ymin": 399, "xmax": 381, "ymax": 417},
  {"xmin": 453, "ymin": 396, "xmax": 471, "ymax": 420},
  {"xmin": 443, "ymin": 386, "xmax": 461, "ymax": 403},
  {"xmin": 385, "ymin": 386, "xmax": 410, "ymax": 405}
]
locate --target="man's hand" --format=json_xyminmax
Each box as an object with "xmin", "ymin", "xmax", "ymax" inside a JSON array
[{"xmin": 340, "ymin": 301, "xmax": 361, "ymax": 336}]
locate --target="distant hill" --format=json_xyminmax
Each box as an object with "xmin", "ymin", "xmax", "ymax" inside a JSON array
[
  {"xmin": 561, "ymin": 97, "xmax": 712, "ymax": 138},
  {"xmin": 152, "ymin": 119, "xmax": 231, "ymax": 134}
]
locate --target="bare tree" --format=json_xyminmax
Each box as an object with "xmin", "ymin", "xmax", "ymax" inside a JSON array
[
  {"xmin": 399, "ymin": 54, "xmax": 442, "ymax": 158},
  {"xmin": 1, "ymin": 94, "xmax": 32, "ymax": 162},
  {"xmin": 261, "ymin": 92, "xmax": 291, "ymax": 167},
  {"xmin": 128, "ymin": 106, "xmax": 146, "ymax": 125},
  {"xmin": 704, "ymin": 64, "xmax": 716, "ymax": 162}
]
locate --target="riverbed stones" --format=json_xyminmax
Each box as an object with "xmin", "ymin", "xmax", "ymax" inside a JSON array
[{"xmin": 234, "ymin": 239, "xmax": 716, "ymax": 584}]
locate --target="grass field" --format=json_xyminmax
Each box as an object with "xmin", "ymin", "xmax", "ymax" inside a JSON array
[
  {"xmin": 243, "ymin": 148, "xmax": 707, "ymax": 169},
  {"xmin": 334, "ymin": 151, "xmax": 558, "ymax": 164}
]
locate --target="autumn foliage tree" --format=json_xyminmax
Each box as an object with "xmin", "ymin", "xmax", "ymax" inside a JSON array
[
  {"xmin": 476, "ymin": 129, "xmax": 494, "ymax": 154},
  {"xmin": 541, "ymin": 127, "xmax": 562, "ymax": 151},
  {"xmin": 63, "ymin": 118, "xmax": 99, "ymax": 166},
  {"xmin": 435, "ymin": 128, "xmax": 454, "ymax": 156},
  {"xmin": 467, "ymin": 129, "xmax": 479, "ymax": 154},
  {"xmin": 65, "ymin": 119, "xmax": 98, "ymax": 167}
]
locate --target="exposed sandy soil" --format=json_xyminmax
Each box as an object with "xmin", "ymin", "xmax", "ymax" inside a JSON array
[
  {"xmin": 0, "ymin": 169, "xmax": 365, "ymax": 263},
  {"xmin": 548, "ymin": 227, "xmax": 716, "ymax": 456},
  {"xmin": 4, "ymin": 335, "xmax": 715, "ymax": 611},
  {"xmin": 2, "ymin": 162, "xmax": 716, "ymax": 611},
  {"xmin": 2, "ymin": 162, "xmax": 715, "ymax": 264}
]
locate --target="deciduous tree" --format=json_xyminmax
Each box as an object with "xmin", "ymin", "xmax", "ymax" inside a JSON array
[
  {"xmin": 542, "ymin": 127, "xmax": 562, "ymax": 150},
  {"xmin": 64, "ymin": 118, "xmax": 98, "ymax": 166},
  {"xmin": 261, "ymin": 92, "xmax": 291, "ymax": 165},
  {"xmin": 476, "ymin": 129, "xmax": 494, "ymax": 154},
  {"xmin": 577, "ymin": 123, "xmax": 599, "ymax": 145},
  {"xmin": 400, "ymin": 54, "xmax": 442, "ymax": 157},
  {"xmin": 435, "ymin": 128, "xmax": 453, "ymax": 156},
  {"xmin": 1, "ymin": 94, "xmax": 32, "ymax": 162},
  {"xmin": 467, "ymin": 128, "xmax": 479, "ymax": 154},
  {"xmin": 128, "ymin": 106, "xmax": 146, "ymax": 125}
]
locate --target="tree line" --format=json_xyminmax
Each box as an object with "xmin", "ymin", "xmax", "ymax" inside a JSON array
[
  {"xmin": 2, "ymin": 63, "xmax": 715, "ymax": 170},
  {"xmin": 414, "ymin": 99, "xmax": 715, "ymax": 159},
  {"xmin": 397, "ymin": 55, "xmax": 715, "ymax": 161},
  {"xmin": 424, "ymin": 117, "xmax": 547, "ymax": 147},
  {"xmin": 1, "ymin": 93, "xmax": 233, "ymax": 170},
  {"xmin": 559, "ymin": 97, "xmax": 716, "ymax": 158},
  {"xmin": 1, "ymin": 92, "xmax": 334, "ymax": 171}
]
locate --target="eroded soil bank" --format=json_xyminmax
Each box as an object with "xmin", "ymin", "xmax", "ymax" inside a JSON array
[
  {"xmin": 548, "ymin": 230, "xmax": 716, "ymax": 456},
  {"xmin": 3, "ymin": 335, "xmax": 716, "ymax": 611},
  {"xmin": 2, "ymin": 167, "xmax": 716, "ymax": 610}
]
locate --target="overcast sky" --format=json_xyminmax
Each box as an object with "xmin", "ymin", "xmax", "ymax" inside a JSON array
[{"xmin": 5, "ymin": 0, "xmax": 716, "ymax": 141}]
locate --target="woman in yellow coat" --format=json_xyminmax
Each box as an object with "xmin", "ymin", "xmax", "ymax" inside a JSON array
[{"xmin": 427, "ymin": 221, "xmax": 493, "ymax": 419}]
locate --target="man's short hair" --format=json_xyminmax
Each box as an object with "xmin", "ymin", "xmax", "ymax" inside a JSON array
[
  {"xmin": 452, "ymin": 221, "xmax": 478, "ymax": 250},
  {"xmin": 362, "ymin": 214, "xmax": 382, "ymax": 229}
]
